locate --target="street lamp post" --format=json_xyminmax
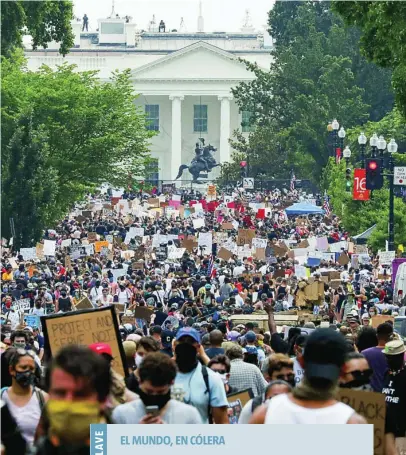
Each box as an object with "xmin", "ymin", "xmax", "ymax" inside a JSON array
[
  {"xmin": 338, "ymin": 126, "xmax": 346, "ymax": 156},
  {"xmin": 343, "ymin": 146, "xmax": 351, "ymax": 166},
  {"xmin": 327, "ymin": 122, "xmax": 333, "ymax": 156},
  {"xmin": 370, "ymin": 132, "xmax": 378, "ymax": 158},
  {"xmin": 387, "ymin": 138, "xmax": 398, "ymax": 251},
  {"xmin": 377, "ymin": 135, "xmax": 387, "ymax": 169},
  {"xmin": 332, "ymin": 119, "xmax": 339, "ymax": 160},
  {"xmin": 358, "ymin": 132, "xmax": 367, "ymax": 168}
]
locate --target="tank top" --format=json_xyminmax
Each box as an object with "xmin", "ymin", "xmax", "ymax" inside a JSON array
[
  {"xmin": 58, "ymin": 297, "xmax": 72, "ymax": 312},
  {"xmin": 264, "ymin": 393, "xmax": 354, "ymax": 424},
  {"xmin": 3, "ymin": 389, "xmax": 41, "ymax": 444}
]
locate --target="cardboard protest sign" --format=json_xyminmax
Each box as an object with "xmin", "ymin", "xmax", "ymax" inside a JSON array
[
  {"xmin": 43, "ymin": 240, "xmax": 56, "ymax": 256},
  {"xmin": 252, "ymin": 238, "xmax": 267, "ymax": 249},
  {"xmin": 218, "ymin": 248, "xmax": 233, "ymax": 261},
  {"xmin": 273, "ymin": 245, "xmax": 287, "ymax": 258},
  {"xmin": 237, "ymin": 229, "xmax": 255, "ymax": 247},
  {"xmin": 371, "ymin": 315, "xmax": 394, "ymax": 328},
  {"xmin": 297, "ymin": 239, "xmax": 309, "ymax": 248},
  {"xmin": 36, "ymin": 243, "xmax": 44, "ymax": 260},
  {"xmin": 148, "ymin": 198, "xmax": 159, "ymax": 207},
  {"xmin": 254, "ymin": 248, "xmax": 266, "ymax": 260},
  {"xmin": 338, "ymin": 253, "xmax": 350, "ymax": 266},
  {"xmin": 65, "ymin": 255, "xmax": 72, "ymax": 269},
  {"xmin": 41, "ymin": 306, "xmax": 127, "ymax": 377},
  {"xmin": 133, "ymin": 306, "xmax": 154, "ymax": 321},
  {"xmin": 221, "ymin": 223, "xmax": 234, "ymax": 231},
  {"xmin": 337, "ymin": 389, "xmax": 385, "ymax": 455},
  {"xmin": 81, "ymin": 211, "xmax": 93, "ymax": 219},
  {"xmin": 181, "ymin": 238, "xmax": 197, "ymax": 253},
  {"xmin": 226, "ymin": 389, "xmax": 253, "ymax": 424},
  {"xmin": 75, "ymin": 296, "xmax": 93, "ymax": 310}
]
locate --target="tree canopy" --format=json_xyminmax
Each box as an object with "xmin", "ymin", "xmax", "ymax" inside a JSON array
[
  {"xmin": 333, "ymin": 1, "xmax": 406, "ymax": 119},
  {"xmin": 230, "ymin": 1, "xmax": 394, "ymax": 182},
  {"xmin": 1, "ymin": 0, "xmax": 74, "ymax": 56},
  {"xmin": 1, "ymin": 53, "xmax": 153, "ymax": 248}
]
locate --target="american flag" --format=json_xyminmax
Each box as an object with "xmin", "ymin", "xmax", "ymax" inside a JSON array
[
  {"xmin": 206, "ymin": 255, "xmax": 215, "ymax": 278},
  {"xmin": 323, "ymin": 192, "xmax": 331, "ymax": 216},
  {"xmin": 290, "ymin": 171, "xmax": 296, "ymax": 192}
]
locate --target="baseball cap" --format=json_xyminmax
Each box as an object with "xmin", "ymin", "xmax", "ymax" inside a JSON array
[
  {"xmin": 245, "ymin": 331, "xmax": 257, "ymax": 343},
  {"xmin": 303, "ymin": 329, "xmax": 347, "ymax": 382},
  {"xmin": 88, "ymin": 343, "xmax": 113, "ymax": 358},
  {"xmin": 227, "ymin": 330, "xmax": 240, "ymax": 342},
  {"xmin": 176, "ymin": 327, "xmax": 201, "ymax": 344},
  {"xmin": 150, "ymin": 325, "xmax": 162, "ymax": 335},
  {"xmin": 384, "ymin": 340, "xmax": 406, "ymax": 356}
]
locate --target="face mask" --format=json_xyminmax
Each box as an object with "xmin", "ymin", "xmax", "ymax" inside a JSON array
[
  {"xmin": 386, "ymin": 356, "xmax": 405, "ymax": 372},
  {"xmin": 135, "ymin": 353, "xmax": 143, "ymax": 369},
  {"xmin": 47, "ymin": 400, "xmax": 101, "ymax": 443},
  {"xmin": 15, "ymin": 371, "xmax": 35, "ymax": 388},
  {"xmin": 175, "ymin": 343, "xmax": 198, "ymax": 373},
  {"xmin": 138, "ymin": 388, "xmax": 171, "ymax": 410},
  {"xmin": 340, "ymin": 377, "xmax": 371, "ymax": 389},
  {"xmin": 13, "ymin": 342, "xmax": 26, "ymax": 349}
]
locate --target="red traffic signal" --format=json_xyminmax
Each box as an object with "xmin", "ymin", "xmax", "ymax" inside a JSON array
[
  {"xmin": 240, "ymin": 161, "xmax": 247, "ymax": 167},
  {"xmin": 365, "ymin": 159, "xmax": 383, "ymax": 190}
]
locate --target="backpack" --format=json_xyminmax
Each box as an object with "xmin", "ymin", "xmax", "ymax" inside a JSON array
[
  {"xmin": 201, "ymin": 365, "xmax": 213, "ymax": 424},
  {"xmin": 1, "ymin": 386, "xmax": 45, "ymax": 410}
]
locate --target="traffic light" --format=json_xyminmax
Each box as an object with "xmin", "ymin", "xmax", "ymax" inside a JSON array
[
  {"xmin": 345, "ymin": 168, "xmax": 352, "ymax": 192},
  {"xmin": 365, "ymin": 158, "xmax": 383, "ymax": 190},
  {"xmin": 240, "ymin": 161, "xmax": 247, "ymax": 179}
]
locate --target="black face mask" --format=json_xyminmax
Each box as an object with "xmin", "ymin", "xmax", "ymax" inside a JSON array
[
  {"xmin": 15, "ymin": 371, "xmax": 35, "ymax": 388},
  {"xmin": 387, "ymin": 355, "xmax": 405, "ymax": 372},
  {"xmin": 138, "ymin": 389, "xmax": 171, "ymax": 410},
  {"xmin": 175, "ymin": 343, "xmax": 198, "ymax": 373}
]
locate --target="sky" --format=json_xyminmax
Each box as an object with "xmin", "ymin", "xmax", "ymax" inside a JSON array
[{"xmin": 73, "ymin": 0, "xmax": 276, "ymax": 33}]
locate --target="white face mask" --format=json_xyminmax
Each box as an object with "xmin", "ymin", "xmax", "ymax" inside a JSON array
[{"xmin": 135, "ymin": 353, "xmax": 143, "ymax": 368}]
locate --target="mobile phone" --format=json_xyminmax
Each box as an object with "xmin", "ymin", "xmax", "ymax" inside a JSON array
[{"xmin": 145, "ymin": 405, "xmax": 160, "ymax": 417}]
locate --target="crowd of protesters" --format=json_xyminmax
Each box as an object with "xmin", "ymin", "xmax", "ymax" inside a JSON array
[{"xmin": 1, "ymin": 185, "xmax": 405, "ymax": 455}]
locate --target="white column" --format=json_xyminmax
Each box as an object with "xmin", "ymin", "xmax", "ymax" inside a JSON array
[
  {"xmin": 169, "ymin": 95, "xmax": 184, "ymax": 182},
  {"xmin": 218, "ymin": 95, "xmax": 233, "ymax": 163}
]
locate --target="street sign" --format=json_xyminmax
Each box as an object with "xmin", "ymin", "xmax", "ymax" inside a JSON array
[
  {"xmin": 243, "ymin": 178, "xmax": 254, "ymax": 189},
  {"xmin": 353, "ymin": 169, "xmax": 370, "ymax": 201},
  {"xmin": 394, "ymin": 167, "xmax": 406, "ymax": 185}
]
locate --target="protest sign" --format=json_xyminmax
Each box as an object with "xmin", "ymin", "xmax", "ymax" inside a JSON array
[
  {"xmin": 218, "ymin": 248, "xmax": 233, "ymax": 261},
  {"xmin": 252, "ymin": 238, "xmax": 268, "ymax": 249},
  {"xmin": 61, "ymin": 239, "xmax": 72, "ymax": 248},
  {"xmin": 371, "ymin": 315, "xmax": 394, "ymax": 328},
  {"xmin": 221, "ymin": 223, "xmax": 234, "ymax": 231},
  {"xmin": 337, "ymin": 389, "xmax": 386, "ymax": 455},
  {"xmin": 181, "ymin": 237, "xmax": 198, "ymax": 253},
  {"xmin": 41, "ymin": 306, "xmax": 127, "ymax": 377},
  {"xmin": 297, "ymin": 239, "xmax": 309, "ymax": 249},
  {"xmin": 12, "ymin": 298, "xmax": 31, "ymax": 312},
  {"xmin": 105, "ymin": 235, "xmax": 113, "ymax": 244},
  {"xmin": 24, "ymin": 314, "xmax": 41, "ymax": 329},
  {"xmin": 338, "ymin": 253, "xmax": 350, "ymax": 266},
  {"xmin": 75, "ymin": 296, "xmax": 93, "ymax": 310},
  {"xmin": 133, "ymin": 306, "xmax": 154, "ymax": 321},
  {"xmin": 227, "ymin": 389, "xmax": 253, "ymax": 424},
  {"xmin": 192, "ymin": 218, "xmax": 205, "ymax": 229},
  {"xmin": 254, "ymin": 248, "xmax": 266, "ymax": 260},
  {"xmin": 65, "ymin": 255, "xmax": 72, "ymax": 269},
  {"xmin": 95, "ymin": 241, "xmax": 109, "ymax": 253},
  {"xmin": 36, "ymin": 243, "xmax": 44, "ymax": 260},
  {"xmin": 43, "ymin": 240, "xmax": 56, "ymax": 256},
  {"xmin": 155, "ymin": 245, "xmax": 168, "ymax": 261},
  {"xmin": 316, "ymin": 237, "xmax": 329, "ymax": 251},
  {"xmin": 378, "ymin": 251, "xmax": 395, "ymax": 265},
  {"xmin": 237, "ymin": 229, "xmax": 255, "ymax": 247},
  {"xmin": 168, "ymin": 247, "xmax": 186, "ymax": 260},
  {"xmin": 198, "ymin": 232, "xmax": 213, "ymax": 255},
  {"xmin": 20, "ymin": 248, "xmax": 37, "ymax": 261}
]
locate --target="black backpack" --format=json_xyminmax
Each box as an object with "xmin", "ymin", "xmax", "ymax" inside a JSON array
[{"xmin": 201, "ymin": 365, "xmax": 213, "ymax": 424}]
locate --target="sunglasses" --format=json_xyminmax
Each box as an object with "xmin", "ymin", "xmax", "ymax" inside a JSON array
[
  {"xmin": 346, "ymin": 369, "xmax": 373, "ymax": 379},
  {"xmin": 275, "ymin": 373, "xmax": 295, "ymax": 381},
  {"xmin": 211, "ymin": 369, "xmax": 227, "ymax": 375}
]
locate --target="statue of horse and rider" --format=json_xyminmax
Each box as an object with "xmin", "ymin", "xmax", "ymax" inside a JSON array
[{"xmin": 175, "ymin": 138, "xmax": 221, "ymax": 183}]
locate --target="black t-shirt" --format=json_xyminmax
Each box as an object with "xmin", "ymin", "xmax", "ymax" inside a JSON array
[
  {"xmin": 270, "ymin": 333, "xmax": 289, "ymax": 354},
  {"xmin": 383, "ymin": 368, "xmax": 406, "ymax": 437},
  {"xmin": 125, "ymin": 372, "xmax": 140, "ymax": 395},
  {"xmin": 58, "ymin": 297, "xmax": 72, "ymax": 312}
]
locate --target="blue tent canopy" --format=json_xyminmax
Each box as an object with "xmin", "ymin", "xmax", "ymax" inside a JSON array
[{"xmin": 285, "ymin": 202, "xmax": 324, "ymax": 216}]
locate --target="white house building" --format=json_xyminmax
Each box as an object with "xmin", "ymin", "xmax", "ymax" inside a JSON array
[{"xmin": 24, "ymin": 12, "xmax": 273, "ymax": 182}]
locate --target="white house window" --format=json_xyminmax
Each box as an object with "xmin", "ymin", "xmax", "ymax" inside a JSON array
[
  {"xmin": 146, "ymin": 158, "xmax": 159, "ymax": 184},
  {"xmin": 241, "ymin": 110, "xmax": 254, "ymax": 132},
  {"xmin": 194, "ymin": 105, "xmax": 208, "ymax": 133},
  {"xmin": 145, "ymin": 105, "xmax": 160, "ymax": 131}
]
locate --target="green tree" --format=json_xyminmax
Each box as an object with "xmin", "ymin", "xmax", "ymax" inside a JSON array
[
  {"xmin": 230, "ymin": 1, "xmax": 394, "ymax": 182},
  {"xmin": 333, "ymin": 1, "xmax": 406, "ymax": 119},
  {"xmin": 1, "ymin": 54, "xmax": 153, "ymax": 245},
  {"xmin": 1, "ymin": 0, "xmax": 74, "ymax": 56},
  {"xmin": 2, "ymin": 112, "xmax": 59, "ymax": 250}
]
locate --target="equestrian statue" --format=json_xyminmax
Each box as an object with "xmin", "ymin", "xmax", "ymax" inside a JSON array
[{"xmin": 175, "ymin": 138, "xmax": 221, "ymax": 183}]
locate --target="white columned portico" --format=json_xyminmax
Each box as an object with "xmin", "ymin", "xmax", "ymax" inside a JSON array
[
  {"xmin": 218, "ymin": 95, "xmax": 233, "ymax": 163},
  {"xmin": 169, "ymin": 94, "xmax": 184, "ymax": 181}
]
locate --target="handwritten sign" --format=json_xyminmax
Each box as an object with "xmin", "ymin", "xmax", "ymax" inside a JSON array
[
  {"xmin": 41, "ymin": 306, "xmax": 127, "ymax": 377},
  {"xmin": 237, "ymin": 229, "xmax": 255, "ymax": 247},
  {"xmin": 337, "ymin": 389, "xmax": 385, "ymax": 455},
  {"xmin": 12, "ymin": 298, "xmax": 31, "ymax": 312}
]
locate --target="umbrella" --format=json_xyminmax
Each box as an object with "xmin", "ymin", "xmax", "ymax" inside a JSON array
[{"xmin": 285, "ymin": 202, "xmax": 324, "ymax": 216}]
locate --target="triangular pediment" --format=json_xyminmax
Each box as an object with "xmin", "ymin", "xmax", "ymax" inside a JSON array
[{"xmin": 131, "ymin": 41, "xmax": 254, "ymax": 81}]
